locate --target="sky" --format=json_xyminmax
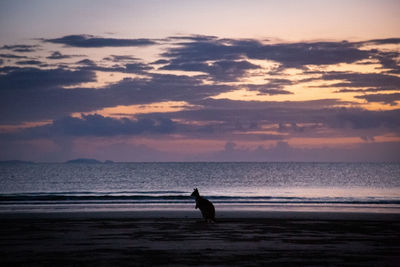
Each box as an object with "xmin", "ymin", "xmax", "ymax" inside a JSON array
[{"xmin": 0, "ymin": 0, "xmax": 400, "ymax": 162}]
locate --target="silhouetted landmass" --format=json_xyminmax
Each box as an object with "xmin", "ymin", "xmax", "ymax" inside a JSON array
[
  {"xmin": 104, "ymin": 160, "xmax": 114, "ymax": 164},
  {"xmin": 66, "ymin": 158, "xmax": 102, "ymax": 164},
  {"xmin": 0, "ymin": 160, "xmax": 35, "ymax": 164}
]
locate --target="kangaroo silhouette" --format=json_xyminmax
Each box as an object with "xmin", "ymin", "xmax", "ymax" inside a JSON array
[{"xmin": 191, "ymin": 188, "xmax": 216, "ymax": 223}]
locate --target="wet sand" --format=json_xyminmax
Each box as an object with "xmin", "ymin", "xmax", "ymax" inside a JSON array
[{"xmin": 1, "ymin": 211, "xmax": 399, "ymax": 266}]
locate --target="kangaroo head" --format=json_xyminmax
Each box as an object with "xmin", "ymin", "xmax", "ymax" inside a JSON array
[{"xmin": 191, "ymin": 188, "xmax": 200, "ymax": 197}]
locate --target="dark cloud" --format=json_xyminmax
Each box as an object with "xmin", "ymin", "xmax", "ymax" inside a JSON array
[
  {"xmin": 7, "ymin": 114, "xmax": 176, "ymax": 138},
  {"xmin": 151, "ymin": 59, "xmax": 169, "ymax": 65},
  {"xmin": 327, "ymin": 108, "xmax": 400, "ymax": 129},
  {"xmin": 0, "ymin": 71, "xmax": 227, "ymax": 123},
  {"xmin": 1, "ymin": 44, "xmax": 38, "ymax": 53},
  {"xmin": 0, "ymin": 67, "xmax": 95, "ymax": 90},
  {"xmin": 161, "ymin": 98, "xmax": 347, "ymax": 125},
  {"xmin": 0, "ymin": 53, "xmax": 28, "ymax": 59},
  {"xmin": 51, "ymin": 114, "xmax": 176, "ymax": 136},
  {"xmin": 103, "ymin": 55, "xmax": 139, "ymax": 62},
  {"xmin": 162, "ymin": 38, "xmax": 246, "ymax": 63},
  {"xmin": 163, "ymin": 38, "xmax": 372, "ymax": 71},
  {"xmin": 15, "ymin": 60, "xmax": 42, "ymax": 65},
  {"xmin": 322, "ymin": 72, "xmax": 400, "ymax": 90},
  {"xmin": 44, "ymin": 34, "xmax": 156, "ymax": 47},
  {"xmin": 1, "ymin": 35, "xmax": 400, "ymax": 145},
  {"xmin": 166, "ymin": 35, "xmax": 218, "ymax": 42},
  {"xmin": 196, "ymin": 98, "xmax": 347, "ymax": 110},
  {"xmin": 249, "ymin": 41, "xmax": 370, "ymax": 67},
  {"xmin": 124, "ymin": 62, "xmax": 153, "ymax": 73},
  {"xmin": 153, "ymin": 99, "xmax": 400, "ymax": 135},
  {"xmin": 76, "ymin": 59, "xmax": 96, "ymax": 66},
  {"xmin": 245, "ymin": 79, "xmax": 293, "ymax": 95},
  {"xmin": 77, "ymin": 59, "xmax": 152, "ymax": 73},
  {"xmin": 375, "ymin": 51, "xmax": 400, "ymax": 74},
  {"xmin": 278, "ymin": 123, "xmax": 317, "ymax": 133},
  {"xmin": 355, "ymin": 93, "xmax": 400, "ymax": 106},
  {"xmin": 161, "ymin": 59, "xmax": 259, "ymax": 81},
  {"xmin": 335, "ymin": 88, "xmax": 395, "ymax": 93},
  {"xmin": 46, "ymin": 51, "xmax": 78, "ymax": 60},
  {"xmin": 362, "ymin": 38, "xmax": 400, "ymax": 45}
]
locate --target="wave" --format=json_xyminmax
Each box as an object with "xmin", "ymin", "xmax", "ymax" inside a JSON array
[{"xmin": 1, "ymin": 192, "xmax": 400, "ymax": 205}]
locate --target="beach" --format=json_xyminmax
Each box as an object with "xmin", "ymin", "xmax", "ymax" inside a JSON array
[
  {"xmin": 1, "ymin": 163, "xmax": 399, "ymax": 265},
  {"xmin": 1, "ymin": 211, "xmax": 399, "ymax": 266}
]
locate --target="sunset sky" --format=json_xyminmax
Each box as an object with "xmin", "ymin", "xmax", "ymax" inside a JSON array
[{"xmin": 1, "ymin": 0, "xmax": 400, "ymax": 162}]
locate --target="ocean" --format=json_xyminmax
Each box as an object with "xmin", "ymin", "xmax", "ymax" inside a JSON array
[{"xmin": 0, "ymin": 162, "xmax": 399, "ymax": 214}]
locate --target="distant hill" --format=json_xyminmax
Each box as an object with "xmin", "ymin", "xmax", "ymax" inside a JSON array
[
  {"xmin": 66, "ymin": 158, "xmax": 102, "ymax": 164},
  {"xmin": 0, "ymin": 160, "xmax": 35, "ymax": 164}
]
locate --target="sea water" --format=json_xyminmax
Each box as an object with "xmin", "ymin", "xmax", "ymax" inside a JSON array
[{"xmin": 0, "ymin": 162, "xmax": 399, "ymax": 213}]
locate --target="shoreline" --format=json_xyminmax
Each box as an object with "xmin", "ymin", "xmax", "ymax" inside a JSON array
[{"xmin": 2, "ymin": 209, "xmax": 400, "ymax": 221}]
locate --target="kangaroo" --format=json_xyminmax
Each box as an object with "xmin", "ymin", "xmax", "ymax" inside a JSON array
[{"xmin": 191, "ymin": 188, "xmax": 216, "ymax": 223}]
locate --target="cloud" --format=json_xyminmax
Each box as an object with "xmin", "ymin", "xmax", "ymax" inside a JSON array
[
  {"xmin": 163, "ymin": 37, "xmax": 372, "ymax": 71},
  {"xmin": 355, "ymin": 93, "xmax": 400, "ymax": 106},
  {"xmin": 327, "ymin": 108, "xmax": 400, "ymax": 129},
  {"xmin": 1, "ymin": 44, "xmax": 38, "ymax": 53},
  {"xmin": 375, "ymin": 51, "xmax": 400, "ymax": 74},
  {"xmin": 151, "ymin": 59, "xmax": 169, "ymax": 65},
  {"xmin": 15, "ymin": 60, "xmax": 42, "ymax": 65},
  {"xmin": 44, "ymin": 34, "xmax": 156, "ymax": 47},
  {"xmin": 76, "ymin": 59, "xmax": 96, "ymax": 66},
  {"xmin": 0, "ymin": 53, "xmax": 28, "ymax": 59},
  {"xmin": 160, "ymin": 98, "xmax": 344, "ymax": 125},
  {"xmin": 322, "ymin": 72, "xmax": 400, "ymax": 90},
  {"xmin": 1, "ymin": 62, "xmax": 399, "ymax": 140},
  {"xmin": 335, "ymin": 88, "xmax": 395, "ymax": 93},
  {"xmin": 166, "ymin": 35, "xmax": 218, "ymax": 42},
  {"xmin": 155, "ymin": 99, "xmax": 400, "ymax": 137},
  {"xmin": 361, "ymin": 38, "xmax": 400, "ymax": 45},
  {"xmin": 6, "ymin": 114, "xmax": 176, "ymax": 139},
  {"xmin": 46, "ymin": 51, "xmax": 79, "ymax": 60},
  {"xmin": 161, "ymin": 59, "xmax": 259, "ymax": 81},
  {"xmin": 103, "ymin": 55, "xmax": 139, "ymax": 62},
  {"xmin": 124, "ymin": 63, "xmax": 153, "ymax": 73},
  {"xmin": 0, "ymin": 71, "xmax": 225, "ymax": 123},
  {"xmin": 193, "ymin": 141, "xmax": 400, "ymax": 162},
  {"xmin": 250, "ymin": 41, "xmax": 370, "ymax": 68},
  {"xmin": 77, "ymin": 58, "xmax": 153, "ymax": 73},
  {"xmin": 0, "ymin": 67, "xmax": 95, "ymax": 90},
  {"xmin": 54, "ymin": 114, "xmax": 176, "ymax": 136},
  {"xmin": 1, "ymin": 35, "xmax": 400, "ymax": 146},
  {"xmin": 245, "ymin": 80, "xmax": 293, "ymax": 95}
]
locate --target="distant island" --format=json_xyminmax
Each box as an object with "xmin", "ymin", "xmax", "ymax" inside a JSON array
[
  {"xmin": 0, "ymin": 160, "xmax": 35, "ymax": 164},
  {"xmin": 65, "ymin": 158, "xmax": 114, "ymax": 164},
  {"xmin": 66, "ymin": 158, "xmax": 102, "ymax": 164},
  {"xmin": 0, "ymin": 159, "xmax": 115, "ymax": 164}
]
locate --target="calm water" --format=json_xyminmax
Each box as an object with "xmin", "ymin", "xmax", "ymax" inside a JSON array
[{"xmin": 0, "ymin": 162, "xmax": 399, "ymax": 213}]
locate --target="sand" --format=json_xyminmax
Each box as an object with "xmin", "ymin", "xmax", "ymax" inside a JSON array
[{"xmin": 1, "ymin": 211, "xmax": 399, "ymax": 266}]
